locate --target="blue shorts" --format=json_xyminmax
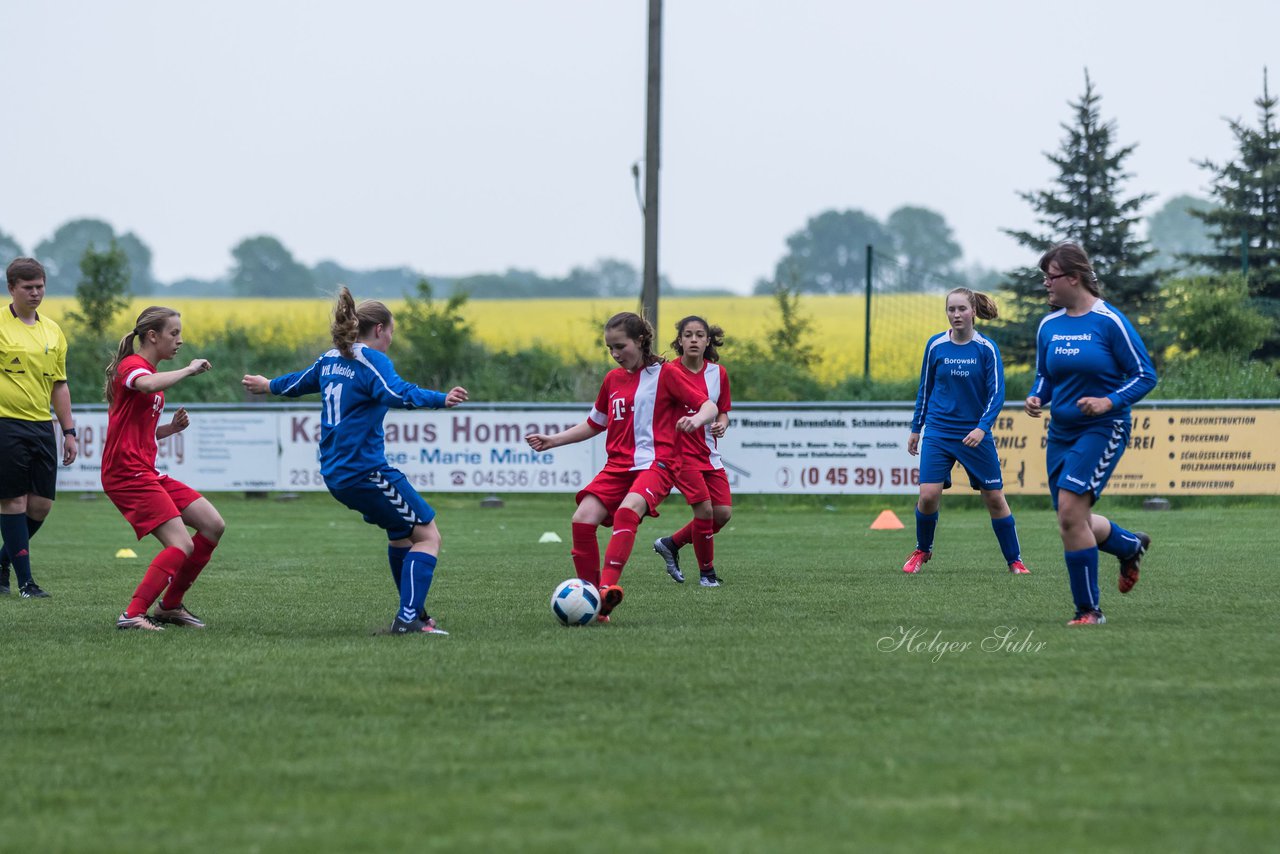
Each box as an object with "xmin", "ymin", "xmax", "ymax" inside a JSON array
[
  {"xmin": 1046, "ymin": 418, "xmax": 1130, "ymax": 509},
  {"xmin": 919, "ymin": 432, "xmax": 1003, "ymax": 491},
  {"xmin": 328, "ymin": 467, "xmax": 436, "ymax": 540}
]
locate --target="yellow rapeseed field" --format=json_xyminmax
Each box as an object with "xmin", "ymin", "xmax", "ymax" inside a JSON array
[{"xmin": 41, "ymin": 294, "xmax": 951, "ymax": 383}]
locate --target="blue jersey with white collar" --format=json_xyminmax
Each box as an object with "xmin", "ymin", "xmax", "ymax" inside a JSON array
[
  {"xmin": 269, "ymin": 344, "xmax": 448, "ymax": 489},
  {"xmin": 1030, "ymin": 300, "xmax": 1157, "ymax": 437},
  {"xmin": 911, "ymin": 331, "xmax": 1004, "ymax": 438}
]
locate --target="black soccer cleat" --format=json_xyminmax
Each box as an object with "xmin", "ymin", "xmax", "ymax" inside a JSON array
[
  {"xmin": 19, "ymin": 582, "xmax": 49, "ymax": 599},
  {"xmin": 390, "ymin": 615, "xmax": 448, "ymax": 635}
]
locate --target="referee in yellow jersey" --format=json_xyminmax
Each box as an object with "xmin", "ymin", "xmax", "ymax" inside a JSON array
[{"xmin": 1, "ymin": 258, "xmax": 78, "ymax": 597}]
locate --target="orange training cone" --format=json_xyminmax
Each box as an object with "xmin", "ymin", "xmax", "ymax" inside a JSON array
[{"xmin": 869, "ymin": 510, "xmax": 905, "ymax": 530}]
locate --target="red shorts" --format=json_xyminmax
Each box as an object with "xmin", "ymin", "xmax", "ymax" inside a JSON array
[
  {"xmin": 577, "ymin": 465, "xmax": 676, "ymax": 526},
  {"xmin": 104, "ymin": 473, "xmax": 203, "ymax": 539},
  {"xmin": 674, "ymin": 467, "xmax": 732, "ymax": 506}
]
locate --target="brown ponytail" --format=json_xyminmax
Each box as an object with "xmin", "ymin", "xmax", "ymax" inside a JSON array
[
  {"xmin": 948, "ymin": 287, "xmax": 999, "ymax": 321},
  {"xmin": 331, "ymin": 286, "xmax": 394, "ymax": 359}
]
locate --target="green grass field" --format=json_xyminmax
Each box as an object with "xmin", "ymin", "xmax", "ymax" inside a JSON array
[{"xmin": 1, "ymin": 493, "xmax": 1277, "ymax": 852}]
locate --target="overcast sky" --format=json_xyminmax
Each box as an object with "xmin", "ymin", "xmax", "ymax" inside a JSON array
[{"xmin": 5, "ymin": 0, "xmax": 1277, "ymax": 291}]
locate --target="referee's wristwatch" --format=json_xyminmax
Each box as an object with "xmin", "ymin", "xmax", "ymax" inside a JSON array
[{"xmin": 62, "ymin": 426, "xmax": 77, "ymax": 438}]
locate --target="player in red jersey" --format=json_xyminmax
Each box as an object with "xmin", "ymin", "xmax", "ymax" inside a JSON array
[
  {"xmin": 652, "ymin": 316, "xmax": 733, "ymax": 587},
  {"xmin": 102, "ymin": 307, "xmax": 225, "ymax": 631},
  {"xmin": 525, "ymin": 312, "xmax": 718, "ymax": 622}
]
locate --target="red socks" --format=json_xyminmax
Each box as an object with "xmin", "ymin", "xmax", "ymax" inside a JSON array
[
  {"xmin": 674, "ymin": 517, "xmax": 723, "ymax": 569},
  {"xmin": 673, "ymin": 518, "xmax": 724, "ymax": 546},
  {"xmin": 601, "ymin": 508, "xmax": 641, "ymax": 588},
  {"xmin": 124, "ymin": 534, "xmax": 219, "ymax": 616},
  {"xmin": 126, "ymin": 546, "xmax": 187, "ymax": 617},
  {"xmin": 160, "ymin": 533, "xmax": 218, "ymax": 610},
  {"xmin": 691, "ymin": 517, "xmax": 716, "ymax": 571},
  {"xmin": 571, "ymin": 523, "xmax": 601, "ymax": 587}
]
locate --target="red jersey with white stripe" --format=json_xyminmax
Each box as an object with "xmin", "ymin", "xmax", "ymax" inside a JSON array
[
  {"xmin": 102, "ymin": 354, "xmax": 165, "ymax": 488},
  {"xmin": 587, "ymin": 360, "xmax": 709, "ymax": 472},
  {"xmin": 674, "ymin": 361, "xmax": 732, "ymax": 471}
]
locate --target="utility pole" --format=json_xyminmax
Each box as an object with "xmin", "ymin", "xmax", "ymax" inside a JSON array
[
  {"xmin": 864, "ymin": 245, "xmax": 873, "ymax": 380},
  {"xmin": 640, "ymin": 0, "xmax": 663, "ymax": 329}
]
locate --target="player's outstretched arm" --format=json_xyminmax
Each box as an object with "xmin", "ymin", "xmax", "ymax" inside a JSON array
[
  {"xmin": 526, "ymin": 420, "xmax": 598, "ymax": 451},
  {"xmin": 245, "ymin": 357, "xmax": 323, "ymax": 398},
  {"xmin": 134, "ymin": 359, "xmax": 211, "ymax": 394},
  {"xmin": 242, "ymin": 374, "xmax": 271, "ymax": 395}
]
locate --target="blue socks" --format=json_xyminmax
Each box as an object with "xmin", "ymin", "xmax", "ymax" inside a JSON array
[
  {"xmin": 991, "ymin": 514, "xmax": 1021, "ymax": 564},
  {"xmin": 1098, "ymin": 521, "xmax": 1142, "ymax": 560},
  {"xmin": 1064, "ymin": 547, "xmax": 1100, "ymax": 612},
  {"xmin": 0, "ymin": 514, "xmax": 33, "ymax": 587},
  {"xmin": 397, "ymin": 551, "xmax": 438, "ymax": 623},
  {"xmin": 1066, "ymin": 520, "xmax": 1138, "ymax": 614},
  {"xmin": 915, "ymin": 508, "xmax": 938, "ymax": 552},
  {"xmin": 916, "ymin": 510, "xmax": 1022, "ymax": 566},
  {"xmin": 388, "ymin": 545, "xmax": 410, "ymax": 591}
]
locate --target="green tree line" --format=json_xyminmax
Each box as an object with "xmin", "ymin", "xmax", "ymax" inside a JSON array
[{"xmin": 55, "ymin": 258, "xmax": 1279, "ymax": 408}]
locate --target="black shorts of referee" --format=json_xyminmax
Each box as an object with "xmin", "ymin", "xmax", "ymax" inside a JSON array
[{"xmin": 0, "ymin": 417, "xmax": 58, "ymax": 501}]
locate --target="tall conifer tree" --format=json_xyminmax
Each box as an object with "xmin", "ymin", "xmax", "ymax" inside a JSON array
[
  {"xmin": 997, "ymin": 72, "xmax": 1159, "ymax": 363},
  {"xmin": 1190, "ymin": 70, "xmax": 1280, "ymax": 355}
]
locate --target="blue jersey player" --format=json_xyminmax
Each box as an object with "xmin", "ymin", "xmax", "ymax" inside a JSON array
[
  {"xmin": 243, "ymin": 288, "xmax": 468, "ymax": 635},
  {"xmin": 903, "ymin": 288, "xmax": 1028, "ymax": 576},
  {"xmin": 1025, "ymin": 243, "xmax": 1157, "ymax": 626}
]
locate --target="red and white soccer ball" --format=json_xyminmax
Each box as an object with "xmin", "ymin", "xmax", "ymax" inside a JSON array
[{"xmin": 550, "ymin": 578, "xmax": 600, "ymax": 626}]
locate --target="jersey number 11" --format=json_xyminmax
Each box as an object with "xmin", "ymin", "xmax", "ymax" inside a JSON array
[{"xmin": 323, "ymin": 382, "xmax": 344, "ymax": 426}]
